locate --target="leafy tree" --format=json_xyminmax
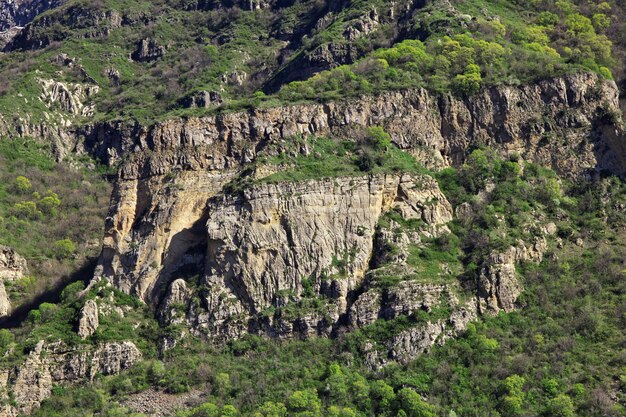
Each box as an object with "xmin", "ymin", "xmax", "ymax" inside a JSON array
[
  {"xmin": 545, "ymin": 394, "xmax": 575, "ymax": 417},
  {"xmin": 38, "ymin": 191, "xmax": 61, "ymax": 216},
  {"xmin": 367, "ymin": 126, "xmax": 392, "ymax": 152},
  {"xmin": 52, "ymin": 239, "xmax": 76, "ymax": 259},
  {"xmin": 286, "ymin": 389, "xmax": 321, "ymax": 416},
  {"xmin": 253, "ymin": 402, "xmax": 287, "ymax": 417},
  {"xmin": 11, "ymin": 201, "xmax": 42, "ymax": 220},
  {"xmin": 13, "ymin": 176, "xmax": 32, "ymax": 194},
  {"xmin": 396, "ymin": 389, "xmax": 436, "ymax": 417},
  {"xmin": 452, "ymin": 64, "xmax": 482, "ymax": 96}
]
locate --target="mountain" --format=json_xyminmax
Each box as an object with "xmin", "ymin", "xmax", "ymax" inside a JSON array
[{"xmin": 0, "ymin": 1, "xmax": 624, "ymax": 416}]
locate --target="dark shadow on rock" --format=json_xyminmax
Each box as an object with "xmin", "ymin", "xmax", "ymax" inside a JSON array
[{"xmin": 0, "ymin": 257, "xmax": 99, "ymax": 329}]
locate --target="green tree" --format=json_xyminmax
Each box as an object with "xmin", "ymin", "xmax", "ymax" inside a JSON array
[
  {"xmin": 286, "ymin": 389, "xmax": 321, "ymax": 416},
  {"xmin": 0, "ymin": 329, "xmax": 14, "ymax": 351},
  {"xmin": 53, "ymin": 239, "xmax": 76, "ymax": 259},
  {"xmin": 371, "ymin": 380, "xmax": 395, "ymax": 416},
  {"xmin": 367, "ymin": 126, "xmax": 392, "ymax": 152},
  {"xmin": 253, "ymin": 402, "xmax": 287, "ymax": 417},
  {"xmin": 452, "ymin": 64, "xmax": 482, "ymax": 96},
  {"xmin": 190, "ymin": 402, "xmax": 220, "ymax": 417},
  {"xmin": 38, "ymin": 191, "xmax": 61, "ymax": 216},
  {"xmin": 396, "ymin": 388, "xmax": 436, "ymax": 417},
  {"xmin": 220, "ymin": 405, "xmax": 238, "ymax": 417},
  {"xmin": 11, "ymin": 201, "xmax": 42, "ymax": 220},
  {"xmin": 545, "ymin": 394, "xmax": 575, "ymax": 417},
  {"xmin": 14, "ymin": 176, "xmax": 32, "ymax": 194}
]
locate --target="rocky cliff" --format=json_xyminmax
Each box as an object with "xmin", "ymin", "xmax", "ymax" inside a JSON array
[
  {"xmin": 0, "ymin": 246, "xmax": 28, "ymax": 318},
  {"xmin": 77, "ymin": 72, "xmax": 624, "ymax": 346},
  {"xmin": 0, "ymin": 340, "xmax": 141, "ymax": 417},
  {"xmin": 0, "ymin": 0, "xmax": 65, "ymax": 47}
]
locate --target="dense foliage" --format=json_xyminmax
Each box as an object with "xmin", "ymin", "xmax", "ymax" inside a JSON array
[
  {"xmin": 13, "ymin": 149, "xmax": 623, "ymax": 417},
  {"xmin": 0, "ymin": 0, "xmax": 624, "ymax": 122},
  {"xmin": 0, "ymin": 137, "xmax": 110, "ymax": 311}
]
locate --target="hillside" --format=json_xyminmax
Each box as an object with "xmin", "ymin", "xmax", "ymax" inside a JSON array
[{"xmin": 0, "ymin": 1, "xmax": 624, "ymax": 416}]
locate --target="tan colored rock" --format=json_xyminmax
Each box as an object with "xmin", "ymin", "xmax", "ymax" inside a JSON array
[
  {"xmin": 0, "ymin": 246, "xmax": 28, "ymax": 281},
  {"xmin": 2, "ymin": 340, "xmax": 142, "ymax": 416},
  {"xmin": 0, "ymin": 246, "xmax": 28, "ymax": 318},
  {"xmin": 77, "ymin": 299, "xmax": 99, "ymax": 339},
  {"xmin": 38, "ymin": 78, "xmax": 99, "ymax": 116}
]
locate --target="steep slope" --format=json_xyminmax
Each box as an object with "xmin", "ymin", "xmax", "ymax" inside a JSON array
[{"xmin": 0, "ymin": 0, "xmax": 624, "ymax": 416}]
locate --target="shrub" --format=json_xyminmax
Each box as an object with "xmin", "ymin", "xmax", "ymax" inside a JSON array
[
  {"xmin": 11, "ymin": 201, "xmax": 42, "ymax": 220},
  {"xmin": 38, "ymin": 191, "xmax": 61, "ymax": 216},
  {"xmin": 367, "ymin": 126, "xmax": 392, "ymax": 151},
  {"xmin": 13, "ymin": 176, "xmax": 32, "ymax": 193},
  {"xmin": 286, "ymin": 389, "xmax": 321, "ymax": 415},
  {"xmin": 52, "ymin": 239, "xmax": 76, "ymax": 259},
  {"xmin": 396, "ymin": 388, "xmax": 436, "ymax": 417}
]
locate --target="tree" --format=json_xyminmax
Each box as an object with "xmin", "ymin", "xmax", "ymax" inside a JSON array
[
  {"xmin": 371, "ymin": 380, "xmax": 395, "ymax": 416},
  {"xmin": 452, "ymin": 64, "xmax": 482, "ymax": 96},
  {"xmin": 286, "ymin": 389, "xmax": 321, "ymax": 416},
  {"xmin": 53, "ymin": 239, "xmax": 76, "ymax": 259},
  {"xmin": 190, "ymin": 402, "xmax": 220, "ymax": 417},
  {"xmin": 253, "ymin": 402, "xmax": 287, "ymax": 417},
  {"xmin": 38, "ymin": 191, "xmax": 61, "ymax": 216},
  {"xmin": 545, "ymin": 394, "xmax": 575, "ymax": 417},
  {"xmin": 396, "ymin": 389, "xmax": 436, "ymax": 417},
  {"xmin": 14, "ymin": 176, "xmax": 32, "ymax": 194},
  {"xmin": 367, "ymin": 126, "xmax": 392, "ymax": 152},
  {"xmin": 11, "ymin": 201, "xmax": 42, "ymax": 220},
  {"xmin": 499, "ymin": 375, "xmax": 525, "ymax": 416}
]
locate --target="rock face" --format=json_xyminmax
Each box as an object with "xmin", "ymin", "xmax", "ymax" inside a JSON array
[
  {"xmin": 0, "ymin": 340, "xmax": 141, "ymax": 416},
  {"xmin": 131, "ymin": 38, "xmax": 165, "ymax": 62},
  {"xmin": 195, "ymin": 174, "xmax": 453, "ymax": 339},
  {"xmin": 38, "ymin": 78, "xmax": 99, "ymax": 116},
  {"xmin": 0, "ymin": 0, "xmax": 65, "ymax": 31},
  {"xmin": 77, "ymin": 299, "xmax": 99, "ymax": 339},
  {"xmin": 81, "ymin": 73, "xmax": 625, "ymax": 178},
  {"xmin": 78, "ymin": 73, "xmax": 624, "ymax": 343},
  {"xmin": 0, "ymin": 246, "xmax": 28, "ymax": 317},
  {"xmin": 478, "ymin": 237, "xmax": 549, "ymax": 314},
  {"xmin": 0, "ymin": 0, "xmax": 66, "ymax": 48}
]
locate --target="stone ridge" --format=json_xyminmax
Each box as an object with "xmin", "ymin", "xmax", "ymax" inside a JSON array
[
  {"xmin": 79, "ymin": 73, "xmax": 625, "ymax": 342},
  {"xmin": 79, "ymin": 72, "xmax": 625, "ymax": 180}
]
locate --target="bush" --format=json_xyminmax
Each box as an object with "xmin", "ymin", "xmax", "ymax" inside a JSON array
[
  {"xmin": 52, "ymin": 239, "xmax": 76, "ymax": 259},
  {"xmin": 11, "ymin": 201, "xmax": 42, "ymax": 220},
  {"xmin": 13, "ymin": 176, "xmax": 32, "ymax": 194}
]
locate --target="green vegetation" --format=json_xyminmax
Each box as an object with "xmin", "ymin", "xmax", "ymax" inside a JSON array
[
  {"xmin": 259, "ymin": 129, "xmax": 424, "ymax": 184},
  {"xmin": 0, "ymin": 137, "xmax": 110, "ymax": 309},
  {"xmin": 277, "ymin": 0, "xmax": 617, "ymax": 101},
  {"xmin": 0, "ymin": 1, "xmax": 624, "ymax": 416},
  {"xmin": 0, "ymin": 0, "xmax": 624, "ymax": 123},
  {"xmin": 15, "ymin": 147, "xmax": 624, "ymax": 417}
]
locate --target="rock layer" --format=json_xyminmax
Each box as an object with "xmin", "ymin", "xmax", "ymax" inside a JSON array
[
  {"xmin": 0, "ymin": 340, "xmax": 141, "ymax": 416},
  {"xmin": 0, "ymin": 246, "xmax": 28, "ymax": 317}
]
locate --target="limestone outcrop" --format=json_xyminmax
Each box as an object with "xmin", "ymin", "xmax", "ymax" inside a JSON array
[
  {"xmin": 79, "ymin": 72, "xmax": 624, "ymax": 345},
  {"xmin": 0, "ymin": 340, "xmax": 141, "ymax": 416},
  {"xmin": 478, "ymin": 236, "xmax": 550, "ymax": 314},
  {"xmin": 0, "ymin": 246, "xmax": 28, "ymax": 318},
  {"xmin": 77, "ymin": 299, "xmax": 99, "ymax": 339},
  {"xmin": 80, "ymin": 73, "xmax": 625, "ymax": 179},
  {"xmin": 131, "ymin": 38, "xmax": 165, "ymax": 62},
  {"xmin": 38, "ymin": 78, "xmax": 99, "ymax": 116}
]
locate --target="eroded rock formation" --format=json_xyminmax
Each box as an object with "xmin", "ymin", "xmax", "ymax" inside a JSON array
[
  {"xmin": 0, "ymin": 246, "xmax": 28, "ymax": 318},
  {"xmin": 0, "ymin": 340, "xmax": 141, "ymax": 416}
]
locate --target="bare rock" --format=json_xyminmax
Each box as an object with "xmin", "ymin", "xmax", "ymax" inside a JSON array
[
  {"xmin": 38, "ymin": 78, "xmax": 99, "ymax": 116},
  {"xmin": 131, "ymin": 38, "xmax": 165, "ymax": 62},
  {"xmin": 0, "ymin": 246, "xmax": 28, "ymax": 317},
  {"xmin": 77, "ymin": 299, "xmax": 99, "ymax": 339},
  {"xmin": 1, "ymin": 340, "xmax": 142, "ymax": 415},
  {"xmin": 0, "ymin": 246, "xmax": 28, "ymax": 281}
]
